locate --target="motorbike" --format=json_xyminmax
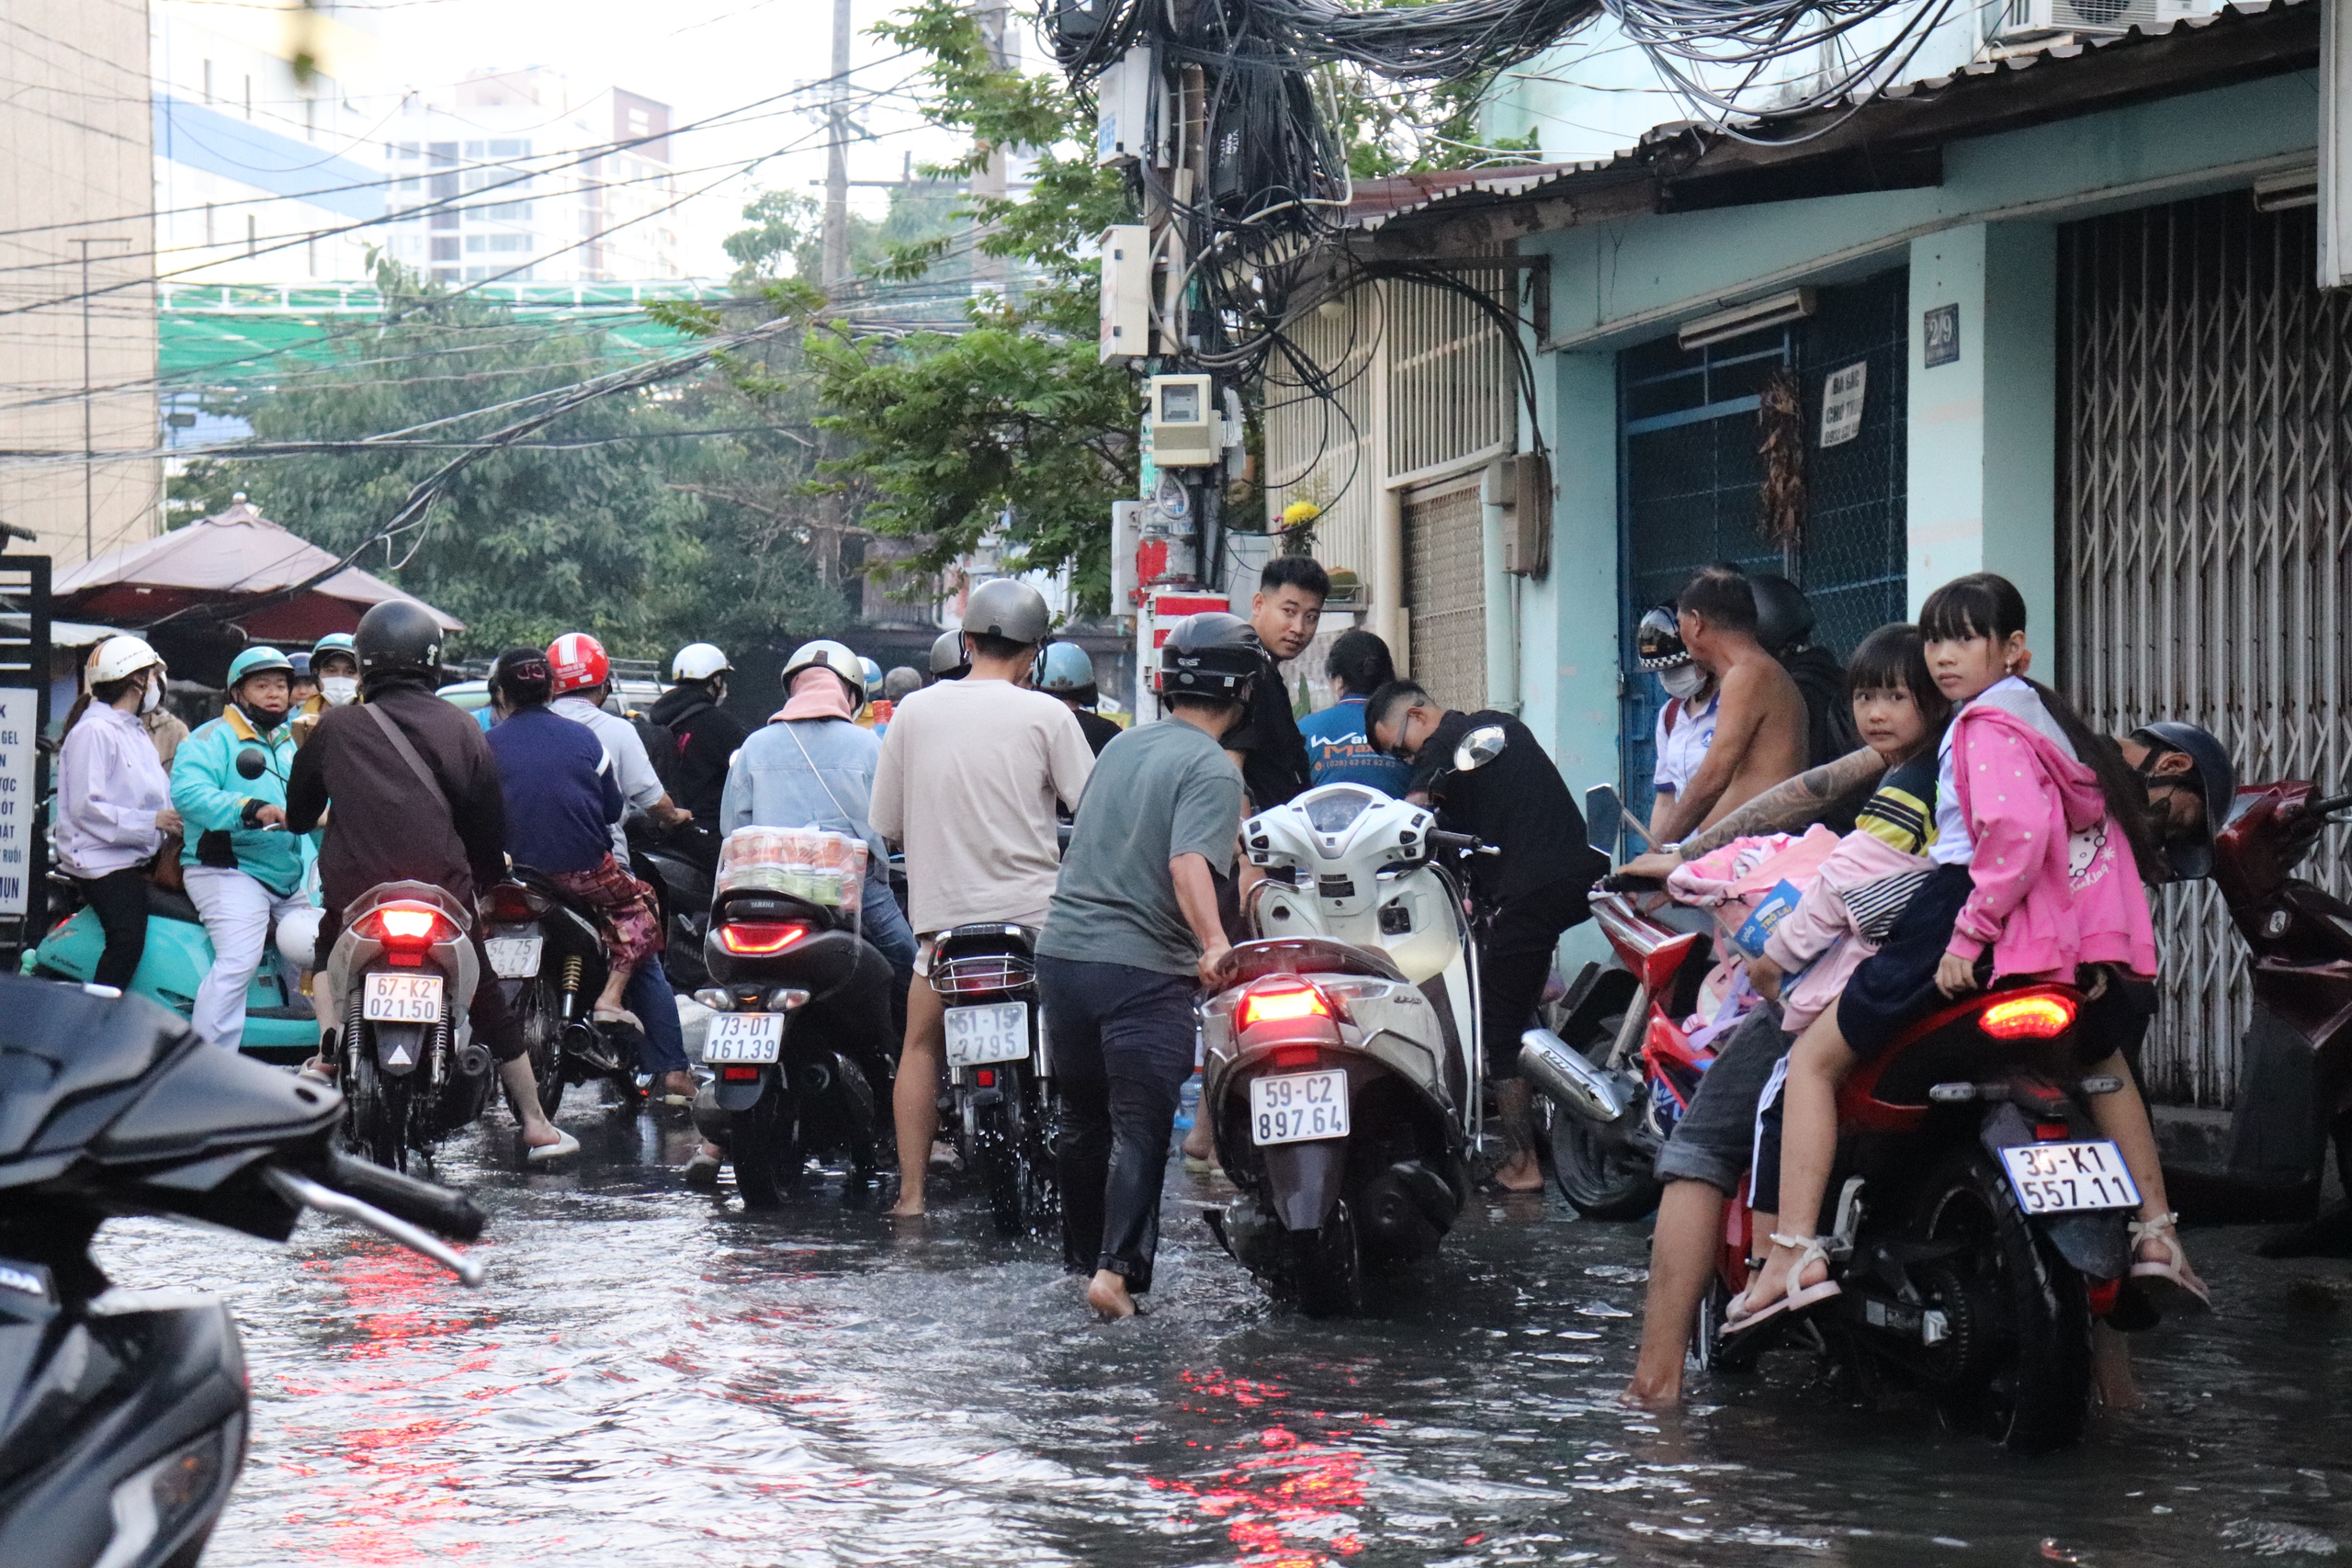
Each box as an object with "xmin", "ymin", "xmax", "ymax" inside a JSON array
[
  {"xmin": 0, "ymin": 976, "xmax": 484, "ymax": 1568},
  {"xmin": 1695, "ymin": 981, "xmax": 2141, "ymax": 1452},
  {"xmin": 2163, "ymin": 780, "xmax": 2352, "ymax": 1246},
  {"xmin": 690, "ymin": 868, "xmax": 896, "ymax": 1207},
  {"xmin": 1203, "ymin": 746, "xmax": 1505, "ymax": 1314},
  {"xmin": 481, "ymin": 874, "xmax": 646, "ymax": 1118},
  {"xmin": 933, "ymin": 921, "xmax": 1057, "ymax": 1236},
  {"xmin": 629, "ymin": 818, "xmax": 715, "ymax": 995},
  {"xmin": 322, "ymin": 880, "xmax": 495, "ymax": 1172}
]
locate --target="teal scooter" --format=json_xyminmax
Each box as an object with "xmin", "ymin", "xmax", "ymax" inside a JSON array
[{"xmin": 25, "ymin": 878, "xmax": 322, "ymax": 1064}]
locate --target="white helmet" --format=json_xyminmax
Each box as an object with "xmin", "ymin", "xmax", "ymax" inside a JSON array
[
  {"xmin": 86, "ymin": 635, "xmax": 163, "ymax": 685},
  {"xmin": 671, "ymin": 641, "xmax": 731, "ymax": 682},
  {"xmin": 779, "ymin": 638, "xmax": 864, "ymax": 695}
]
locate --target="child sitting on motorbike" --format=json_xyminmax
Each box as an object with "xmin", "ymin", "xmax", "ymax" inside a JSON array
[{"xmin": 1732, "ymin": 571, "xmax": 2205, "ymax": 1333}]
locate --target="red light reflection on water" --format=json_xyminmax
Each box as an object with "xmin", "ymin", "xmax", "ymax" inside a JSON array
[
  {"xmin": 1148, "ymin": 1368, "xmax": 1377, "ymax": 1567},
  {"xmin": 263, "ymin": 1244, "xmax": 500, "ymax": 1563}
]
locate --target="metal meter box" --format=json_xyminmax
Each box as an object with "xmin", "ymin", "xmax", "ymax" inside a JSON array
[
  {"xmin": 1099, "ymin": 225, "xmax": 1150, "ymax": 364},
  {"xmin": 1093, "ymin": 48, "xmax": 1159, "ymax": 166},
  {"xmin": 1146, "ymin": 374, "xmax": 1218, "ymax": 467}
]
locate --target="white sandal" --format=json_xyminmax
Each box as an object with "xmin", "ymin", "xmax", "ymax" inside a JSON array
[
  {"xmin": 2129, "ymin": 1212, "xmax": 2212, "ymax": 1313},
  {"xmin": 1724, "ymin": 1233, "xmax": 1844, "ymax": 1335}
]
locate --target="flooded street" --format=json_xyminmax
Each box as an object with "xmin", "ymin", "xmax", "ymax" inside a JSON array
[{"xmin": 96, "ymin": 1099, "xmax": 2352, "ymax": 1568}]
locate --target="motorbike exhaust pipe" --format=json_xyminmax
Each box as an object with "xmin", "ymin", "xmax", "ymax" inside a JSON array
[{"xmin": 1519, "ymin": 1029, "xmax": 1632, "ymax": 1124}]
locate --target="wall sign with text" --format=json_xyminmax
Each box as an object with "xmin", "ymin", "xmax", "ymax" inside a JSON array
[
  {"xmin": 1923, "ymin": 302, "xmax": 1961, "ymax": 368},
  {"xmin": 0, "ymin": 690, "xmax": 35, "ymax": 916}
]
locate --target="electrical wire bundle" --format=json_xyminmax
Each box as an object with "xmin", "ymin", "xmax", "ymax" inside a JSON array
[{"xmin": 1600, "ymin": 0, "xmax": 1963, "ymax": 134}]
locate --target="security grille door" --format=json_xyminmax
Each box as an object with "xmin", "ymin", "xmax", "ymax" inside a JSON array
[
  {"xmin": 1404, "ymin": 476, "xmax": 1486, "ymax": 714},
  {"xmin": 2059, "ymin": 193, "xmax": 2352, "ymax": 1108}
]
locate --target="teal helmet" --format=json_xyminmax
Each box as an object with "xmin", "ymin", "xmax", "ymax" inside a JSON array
[
  {"xmin": 1038, "ymin": 641, "xmax": 1097, "ymax": 697},
  {"xmin": 226, "ymin": 647, "xmax": 295, "ymax": 689},
  {"xmin": 313, "ymin": 632, "xmax": 356, "ymax": 657}
]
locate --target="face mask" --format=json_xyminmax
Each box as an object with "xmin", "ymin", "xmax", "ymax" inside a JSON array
[
  {"xmin": 321, "ymin": 676, "xmax": 358, "ymax": 707},
  {"xmin": 139, "ymin": 675, "xmax": 162, "ymax": 715},
  {"xmin": 1659, "ymin": 663, "xmax": 1705, "ymax": 701}
]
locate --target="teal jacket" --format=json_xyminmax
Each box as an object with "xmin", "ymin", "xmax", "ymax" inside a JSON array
[{"xmin": 172, "ymin": 705, "xmax": 309, "ymax": 895}]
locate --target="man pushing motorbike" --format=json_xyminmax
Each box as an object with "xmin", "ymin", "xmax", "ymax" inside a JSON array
[{"xmin": 285, "ymin": 601, "xmax": 577, "ymax": 1161}]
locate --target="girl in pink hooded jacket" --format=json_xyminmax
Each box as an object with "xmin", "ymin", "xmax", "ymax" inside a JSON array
[{"xmin": 1733, "ymin": 573, "xmax": 2204, "ymax": 1333}]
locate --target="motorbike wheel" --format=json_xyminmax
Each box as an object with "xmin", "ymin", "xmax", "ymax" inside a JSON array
[
  {"xmin": 1549, "ymin": 1108, "xmax": 1662, "ymax": 1222},
  {"xmin": 732, "ymin": 1077, "xmax": 803, "ymax": 1209},
  {"xmin": 972, "ymin": 1100, "xmax": 1024, "ymax": 1236},
  {"xmin": 348, "ymin": 1037, "xmax": 410, "ymax": 1173},
  {"xmin": 1917, "ymin": 1151, "xmax": 2093, "ymax": 1453},
  {"xmin": 1288, "ymin": 1200, "xmax": 1366, "ymax": 1318},
  {"xmin": 513, "ymin": 977, "xmax": 566, "ymax": 1121}
]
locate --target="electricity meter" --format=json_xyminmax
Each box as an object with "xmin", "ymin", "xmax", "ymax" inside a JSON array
[{"xmin": 1146, "ymin": 373, "xmax": 1218, "ymax": 467}]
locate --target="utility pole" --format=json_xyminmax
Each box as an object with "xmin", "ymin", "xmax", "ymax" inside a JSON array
[
  {"xmin": 970, "ymin": 0, "xmax": 1012, "ymax": 294},
  {"xmin": 821, "ymin": 0, "xmax": 854, "ymax": 286},
  {"xmin": 71, "ymin": 238, "xmax": 131, "ymax": 563}
]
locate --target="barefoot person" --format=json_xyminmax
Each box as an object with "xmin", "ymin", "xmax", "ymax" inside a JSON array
[
  {"xmin": 1646, "ymin": 566, "xmax": 1809, "ymax": 849},
  {"xmin": 1368, "ymin": 681, "xmax": 1608, "ymax": 1193},
  {"xmin": 1040, "ymin": 614, "xmax": 1252, "ymax": 1318}
]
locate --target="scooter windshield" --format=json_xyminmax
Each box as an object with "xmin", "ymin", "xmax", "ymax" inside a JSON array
[{"xmin": 1302, "ymin": 788, "xmax": 1379, "ymax": 834}]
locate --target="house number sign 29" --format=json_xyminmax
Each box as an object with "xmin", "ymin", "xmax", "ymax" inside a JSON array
[{"xmin": 1922, "ymin": 302, "xmax": 1960, "ymax": 367}]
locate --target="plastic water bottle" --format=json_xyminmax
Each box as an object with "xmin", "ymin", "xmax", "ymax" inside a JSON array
[{"xmin": 1175, "ymin": 1072, "xmax": 1202, "ymax": 1134}]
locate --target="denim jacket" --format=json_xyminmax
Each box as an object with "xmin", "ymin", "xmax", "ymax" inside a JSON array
[{"xmin": 718, "ymin": 717, "xmax": 891, "ymax": 898}]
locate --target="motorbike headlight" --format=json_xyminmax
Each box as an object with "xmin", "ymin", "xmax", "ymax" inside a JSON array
[{"xmin": 104, "ymin": 1419, "xmax": 237, "ymax": 1567}]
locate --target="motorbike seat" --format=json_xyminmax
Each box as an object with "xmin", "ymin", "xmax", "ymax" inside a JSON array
[
  {"xmin": 1225, "ymin": 936, "xmax": 1408, "ymax": 987},
  {"xmin": 144, "ymin": 883, "xmax": 203, "ymax": 926}
]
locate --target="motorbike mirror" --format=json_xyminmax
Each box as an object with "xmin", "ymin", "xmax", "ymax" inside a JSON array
[
  {"xmin": 1453, "ymin": 724, "xmax": 1508, "ymax": 773},
  {"xmin": 1585, "ymin": 784, "xmax": 1622, "ymax": 857},
  {"xmin": 234, "ymin": 747, "xmax": 268, "ymax": 780}
]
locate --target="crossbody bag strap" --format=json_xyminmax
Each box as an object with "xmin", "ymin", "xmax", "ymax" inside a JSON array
[
  {"xmin": 778, "ymin": 719, "xmax": 861, "ymax": 830},
  {"xmin": 365, "ymin": 700, "xmax": 449, "ymax": 808}
]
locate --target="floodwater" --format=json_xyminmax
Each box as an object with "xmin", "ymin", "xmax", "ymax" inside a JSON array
[{"xmin": 96, "ymin": 1097, "xmax": 2352, "ymax": 1568}]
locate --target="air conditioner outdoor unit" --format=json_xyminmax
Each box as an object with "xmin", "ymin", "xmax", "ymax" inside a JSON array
[{"xmin": 1992, "ymin": 0, "xmax": 2190, "ymax": 42}]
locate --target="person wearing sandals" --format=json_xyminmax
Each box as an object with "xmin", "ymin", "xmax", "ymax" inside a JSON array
[
  {"xmin": 482, "ymin": 648, "xmax": 667, "ymax": 1073},
  {"xmin": 1733, "ymin": 573, "xmax": 2206, "ymax": 1340}
]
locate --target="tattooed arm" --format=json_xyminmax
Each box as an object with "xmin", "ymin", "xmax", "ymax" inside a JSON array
[{"xmin": 1618, "ymin": 747, "xmax": 1888, "ymax": 876}]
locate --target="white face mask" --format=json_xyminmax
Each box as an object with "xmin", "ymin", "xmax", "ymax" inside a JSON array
[
  {"xmin": 139, "ymin": 673, "xmax": 163, "ymax": 714},
  {"xmin": 320, "ymin": 676, "xmax": 359, "ymax": 707},
  {"xmin": 1659, "ymin": 663, "xmax": 1705, "ymax": 701}
]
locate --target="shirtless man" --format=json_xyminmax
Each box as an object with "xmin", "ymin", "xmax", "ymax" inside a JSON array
[{"xmin": 1645, "ymin": 566, "xmax": 1809, "ymax": 850}]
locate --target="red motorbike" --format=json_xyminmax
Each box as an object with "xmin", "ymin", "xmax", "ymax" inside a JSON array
[
  {"xmin": 1695, "ymin": 981, "xmax": 2143, "ymax": 1452},
  {"xmin": 2166, "ymin": 781, "xmax": 2352, "ymax": 1246}
]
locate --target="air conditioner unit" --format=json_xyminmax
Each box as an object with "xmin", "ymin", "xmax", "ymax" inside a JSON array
[{"xmin": 1991, "ymin": 0, "xmax": 2188, "ymax": 43}]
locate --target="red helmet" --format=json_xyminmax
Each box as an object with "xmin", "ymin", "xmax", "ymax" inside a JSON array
[{"xmin": 547, "ymin": 631, "xmax": 609, "ymax": 695}]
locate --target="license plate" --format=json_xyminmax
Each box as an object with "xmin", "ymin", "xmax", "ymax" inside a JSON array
[
  {"xmin": 1249, "ymin": 1068, "xmax": 1351, "ymax": 1145},
  {"xmin": 362, "ymin": 971, "xmax": 444, "ymax": 1022},
  {"xmin": 706, "ymin": 1012, "xmax": 784, "ymax": 1064},
  {"xmin": 484, "ymin": 936, "xmax": 543, "ymax": 978},
  {"xmin": 1999, "ymin": 1139, "xmax": 2142, "ymax": 1214},
  {"xmin": 944, "ymin": 1002, "xmax": 1030, "ymax": 1066}
]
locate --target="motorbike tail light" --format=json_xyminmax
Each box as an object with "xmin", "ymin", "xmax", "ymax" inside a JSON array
[
  {"xmin": 1236, "ymin": 977, "xmax": 1334, "ymax": 1031},
  {"xmin": 1978, "ymin": 993, "xmax": 2076, "ymax": 1040},
  {"xmin": 719, "ymin": 1066, "xmax": 762, "ymax": 1082},
  {"xmin": 718, "ymin": 921, "xmax": 809, "ymax": 955},
  {"xmin": 2086, "ymin": 1276, "xmax": 2121, "ymax": 1316},
  {"xmin": 2034, "ymin": 1122, "xmax": 2071, "ymax": 1140},
  {"xmin": 976, "ymin": 1068, "xmax": 995, "ymax": 1088},
  {"xmin": 485, "ymin": 883, "xmax": 546, "ymax": 923},
  {"xmin": 359, "ymin": 904, "xmax": 458, "ymax": 951},
  {"xmin": 1267, "ymin": 1043, "xmax": 1321, "ymax": 1069}
]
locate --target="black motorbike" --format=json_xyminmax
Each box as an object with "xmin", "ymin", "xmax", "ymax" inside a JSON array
[
  {"xmin": 631, "ymin": 818, "xmax": 715, "ymax": 996},
  {"xmin": 482, "ymin": 874, "xmax": 646, "ymax": 1118},
  {"xmin": 0, "ymin": 976, "xmax": 485, "ymax": 1567},
  {"xmin": 691, "ymin": 884, "xmax": 896, "ymax": 1206},
  {"xmin": 933, "ymin": 922, "xmax": 1057, "ymax": 1236}
]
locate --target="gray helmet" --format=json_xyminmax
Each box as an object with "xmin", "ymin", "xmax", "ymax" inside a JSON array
[
  {"xmin": 929, "ymin": 629, "xmax": 969, "ymax": 679},
  {"xmin": 1038, "ymin": 641, "xmax": 1096, "ymax": 696},
  {"xmin": 2130, "ymin": 720, "xmax": 2237, "ymax": 880},
  {"xmin": 963, "ymin": 578, "xmax": 1051, "ymax": 646},
  {"xmin": 1749, "ymin": 573, "xmax": 1815, "ymax": 656},
  {"xmin": 1158, "ymin": 612, "xmax": 1263, "ymax": 699},
  {"xmin": 354, "ymin": 600, "xmax": 445, "ymax": 682}
]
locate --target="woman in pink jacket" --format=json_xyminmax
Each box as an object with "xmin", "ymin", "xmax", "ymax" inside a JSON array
[{"xmin": 1733, "ymin": 573, "xmax": 2204, "ymax": 1332}]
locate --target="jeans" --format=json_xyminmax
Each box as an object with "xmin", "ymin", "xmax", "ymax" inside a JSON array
[
  {"xmin": 1651, "ymin": 1002, "xmax": 1789, "ymax": 1198},
  {"xmin": 622, "ymin": 962, "xmax": 689, "ymax": 1075},
  {"xmin": 79, "ymin": 868, "xmax": 150, "ymax": 992},
  {"xmin": 1039, "ymin": 954, "xmax": 1199, "ymax": 1292},
  {"xmin": 185, "ymin": 866, "xmax": 311, "ymax": 1052}
]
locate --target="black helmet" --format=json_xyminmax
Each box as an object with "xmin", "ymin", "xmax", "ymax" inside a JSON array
[
  {"xmin": 355, "ymin": 600, "xmax": 445, "ymax": 682},
  {"xmin": 929, "ymin": 629, "xmax": 969, "ymax": 680},
  {"xmin": 1158, "ymin": 612, "xmax": 1262, "ymax": 699},
  {"xmin": 2129, "ymin": 720, "xmax": 2236, "ymax": 880},
  {"xmin": 964, "ymin": 578, "xmax": 1051, "ymax": 645},
  {"xmin": 1634, "ymin": 604, "xmax": 1689, "ymax": 671},
  {"xmin": 1749, "ymin": 573, "xmax": 1815, "ymax": 657}
]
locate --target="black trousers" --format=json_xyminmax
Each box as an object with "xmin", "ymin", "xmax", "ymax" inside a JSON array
[
  {"xmin": 1039, "ymin": 953, "xmax": 1199, "ymax": 1292},
  {"xmin": 1482, "ymin": 874, "xmax": 1594, "ymax": 1078},
  {"xmin": 81, "ymin": 868, "xmax": 151, "ymax": 992}
]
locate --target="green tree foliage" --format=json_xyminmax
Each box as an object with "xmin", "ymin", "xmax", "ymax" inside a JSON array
[{"xmin": 174, "ymin": 262, "xmax": 841, "ymax": 660}]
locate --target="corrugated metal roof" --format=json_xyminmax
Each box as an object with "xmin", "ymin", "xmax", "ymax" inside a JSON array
[{"xmin": 1347, "ymin": 0, "xmax": 2312, "ymax": 232}]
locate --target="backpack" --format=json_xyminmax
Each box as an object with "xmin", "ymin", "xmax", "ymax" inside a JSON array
[
  {"xmin": 630, "ymin": 709, "xmax": 684, "ymax": 791},
  {"xmin": 1781, "ymin": 643, "xmax": 1861, "ymax": 769}
]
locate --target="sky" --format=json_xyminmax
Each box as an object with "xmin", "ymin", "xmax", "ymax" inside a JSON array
[{"xmin": 364, "ymin": 0, "xmax": 1026, "ymax": 276}]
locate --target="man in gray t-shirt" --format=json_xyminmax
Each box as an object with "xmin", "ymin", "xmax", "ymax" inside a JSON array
[{"xmin": 1039, "ymin": 612, "xmax": 1256, "ymax": 1322}]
